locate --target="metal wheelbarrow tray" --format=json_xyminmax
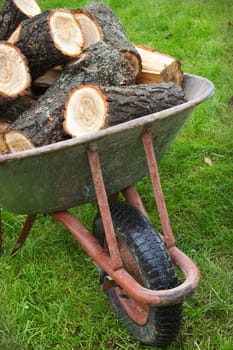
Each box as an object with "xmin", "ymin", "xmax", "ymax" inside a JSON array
[{"xmin": 0, "ymin": 73, "xmax": 214, "ymax": 347}]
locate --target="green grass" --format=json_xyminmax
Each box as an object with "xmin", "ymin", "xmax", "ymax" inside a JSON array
[{"xmin": 0, "ymin": 0, "xmax": 233, "ymax": 349}]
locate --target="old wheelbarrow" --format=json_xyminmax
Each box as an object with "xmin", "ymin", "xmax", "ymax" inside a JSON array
[{"xmin": 0, "ymin": 73, "xmax": 214, "ymax": 348}]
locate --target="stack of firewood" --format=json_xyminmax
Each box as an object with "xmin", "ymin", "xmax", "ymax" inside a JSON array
[{"xmin": 0, "ymin": 0, "xmax": 186, "ymax": 154}]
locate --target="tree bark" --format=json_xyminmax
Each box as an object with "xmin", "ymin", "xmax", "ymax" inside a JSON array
[
  {"xmin": 63, "ymin": 82, "xmax": 186, "ymax": 137},
  {"xmin": 13, "ymin": 9, "xmax": 84, "ymax": 80},
  {"xmin": 84, "ymin": 2, "xmax": 141, "ymax": 77},
  {"xmin": 6, "ymin": 41, "xmax": 136, "ymax": 148},
  {"xmin": 0, "ymin": 0, "xmax": 41, "ymax": 40}
]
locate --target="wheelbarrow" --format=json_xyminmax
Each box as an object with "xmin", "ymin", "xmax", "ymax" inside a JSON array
[{"xmin": 0, "ymin": 73, "xmax": 214, "ymax": 348}]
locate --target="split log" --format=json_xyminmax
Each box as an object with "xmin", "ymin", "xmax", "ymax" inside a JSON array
[
  {"xmin": 0, "ymin": 120, "xmax": 10, "ymax": 132},
  {"xmin": 0, "ymin": 41, "xmax": 31, "ymax": 103},
  {"xmin": 63, "ymin": 82, "xmax": 186, "ymax": 136},
  {"xmin": 0, "ymin": 133, "xmax": 10, "ymax": 153},
  {"xmin": 136, "ymin": 45, "xmax": 183, "ymax": 86},
  {"xmin": 11, "ymin": 9, "xmax": 84, "ymax": 80},
  {"xmin": 0, "ymin": 0, "xmax": 41, "ymax": 40},
  {"xmin": 4, "ymin": 41, "xmax": 136, "ymax": 149},
  {"xmin": 84, "ymin": 2, "xmax": 141, "ymax": 77},
  {"xmin": 1, "ymin": 129, "xmax": 34, "ymax": 153}
]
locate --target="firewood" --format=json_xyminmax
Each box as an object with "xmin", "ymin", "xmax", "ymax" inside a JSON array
[
  {"xmin": 84, "ymin": 2, "xmax": 141, "ymax": 77},
  {"xmin": 135, "ymin": 45, "xmax": 183, "ymax": 86},
  {"xmin": 63, "ymin": 82, "xmax": 186, "ymax": 137},
  {"xmin": 0, "ymin": 93, "xmax": 37, "ymax": 122},
  {"xmin": 11, "ymin": 9, "xmax": 84, "ymax": 80},
  {"xmin": 31, "ymin": 68, "xmax": 61, "ymax": 94},
  {"xmin": 4, "ymin": 41, "xmax": 136, "ymax": 150},
  {"xmin": 0, "ymin": 120, "xmax": 10, "ymax": 132},
  {"xmin": 3, "ymin": 129, "xmax": 35, "ymax": 152},
  {"xmin": 0, "ymin": 0, "xmax": 41, "ymax": 40},
  {"xmin": 0, "ymin": 133, "xmax": 9, "ymax": 153},
  {"xmin": 72, "ymin": 10, "xmax": 103, "ymax": 49},
  {"xmin": 0, "ymin": 41, "xmax": 31, "ymax": 103}
]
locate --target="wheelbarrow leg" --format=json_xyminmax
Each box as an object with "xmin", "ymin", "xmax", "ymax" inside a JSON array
[
  {"xmin": 122, "ymin": 130, "xmax": 176, "ymax": 249},
  {"xmin": 142, "ymin": 129, "xmax": 176, "ymax": 249},
  {"xmin": 87, "ymin": 147, "xmax": 123, "ymax": 271},
  {"xmin": 10, "ymin": 215, "xmax": 37, "ymax": 255}
]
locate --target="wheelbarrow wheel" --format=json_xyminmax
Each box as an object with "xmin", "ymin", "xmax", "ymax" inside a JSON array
[{"xmin": 93, "ymin": 200, "xmax": 183, "ymax": 348}]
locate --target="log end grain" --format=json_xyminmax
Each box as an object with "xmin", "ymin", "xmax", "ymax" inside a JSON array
[
  {"xmin": 72, "ymin": 10, "xmax": 103, "ymax": 49},
  {"xmin": 0, "ymin": 42, "xmax": 31, "ymax": 99},
  {"xmin": 3, "ymin": 129, "xmax": 35, "ymax": 153},
  {"xmin": 7, "ymin": 23, "xmax": 22, "ymax": 44},
  {"xmin": 0, "ymin": 133, "xmax": 9, "ymax": 153},
  {"xmin": 49, "ymin": 9, "xmax": 84, "ymax": 57},
  {"xmin": 64, "ymin": 84, "xmax": 107, "ymax": 137},
  {"xmin": 14, "ymin": 0, "xmax": 41, "ymax": 18}
]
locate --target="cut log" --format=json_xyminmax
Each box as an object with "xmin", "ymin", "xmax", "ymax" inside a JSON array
[
  {"xmin": 135, "ymin": 45, "xmax": 183, "ymax": 86},
  {"xmin": 0, "ymin": 120, "xmax": 10, "ymax": 132},
  {"xmin": 63, "ymin": 82, "xmax": 186, "ymax": 136},
  {"xmin": 12, "ymin": 9, "xmax": 84, "ymax": 80},
  {"xmin": 0, "ymin": 0, "xmax": 41, "ymax": 40},
  {"xmin": 72, "ymin": 10, "xmax": 103, "ymax": 49},
  {"xmin": 64, "ymin": 85, "xmax": 107, "ymax": 136},
  {"xmin": 6, "ymin": 41, "xmax": 136, "ymax": 149},
  {"xmin": 3, "ymin": 129, "xmax": 35, "ymax": 152},
  {"xmin": 0, "ymin": 133, "xmax": 9, "ymax": 153},
  {"xmin": 0, "ymin": 41, "xmax": 31, "ymax": 102},
  {"xmin": 0, "ymin": 93, "xmax": 37, "ymax": 122},
  {"xmin": 84, "ymin": 2, "xmax": 141, "ymax": 77}
]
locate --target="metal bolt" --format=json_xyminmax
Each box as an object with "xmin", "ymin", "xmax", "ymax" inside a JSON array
[
  {"xmin": 88, "ymin": 143, "xmax": 98, "ymax": 152},
  {"xmin": 143, "ymin": 124, "xmax": 152, "ymax": 134}
]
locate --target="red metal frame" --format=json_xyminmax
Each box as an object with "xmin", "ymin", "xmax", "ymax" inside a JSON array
[
  {"xmin": 87, "ymin": 148, "xmax": 122, "ymax": 271},
  {"xmin": 142, "ymin": 130, "xmax": 176, "ymax": 248},
  {"xmin": 10, "ymin": 215, "xmax": 37, "ymax": 255}
]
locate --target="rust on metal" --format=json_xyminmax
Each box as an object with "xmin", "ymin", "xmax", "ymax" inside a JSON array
[
  {"xmin": 52, "ymin": 210, "xmax": 200, "ymax": 306},
  {"xmin": 114, "ymin": 286, "xmax": 149, "ymax": 325},
  {"xmin": 114, "ymin": 236, "xmax": 150, "ymax": 325},
  {"xmin": 10, "ymin": 215, "xmax": 37, "ymax": 255},
  {"xmin": 87, "ymin": 148, "xmax": 123, "ymax": 271},
  {"xmin": 142, "ymin": 130, "xmax": 176, "ymax": 249}
]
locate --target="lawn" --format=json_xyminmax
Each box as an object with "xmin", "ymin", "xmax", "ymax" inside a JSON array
[{"xmin": 0, "ymin": 0, "xmax": 232, "ymax": 349}]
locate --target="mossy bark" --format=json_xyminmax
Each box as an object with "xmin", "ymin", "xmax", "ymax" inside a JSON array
[{"xmin": 84, "ymin": 2, "xmax": 141, "ymax": 75}]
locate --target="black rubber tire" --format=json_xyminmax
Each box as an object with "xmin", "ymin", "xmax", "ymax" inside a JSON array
[{"xmin": 93, "ymin": 200, "xmax": 183, "ymax": 348}]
